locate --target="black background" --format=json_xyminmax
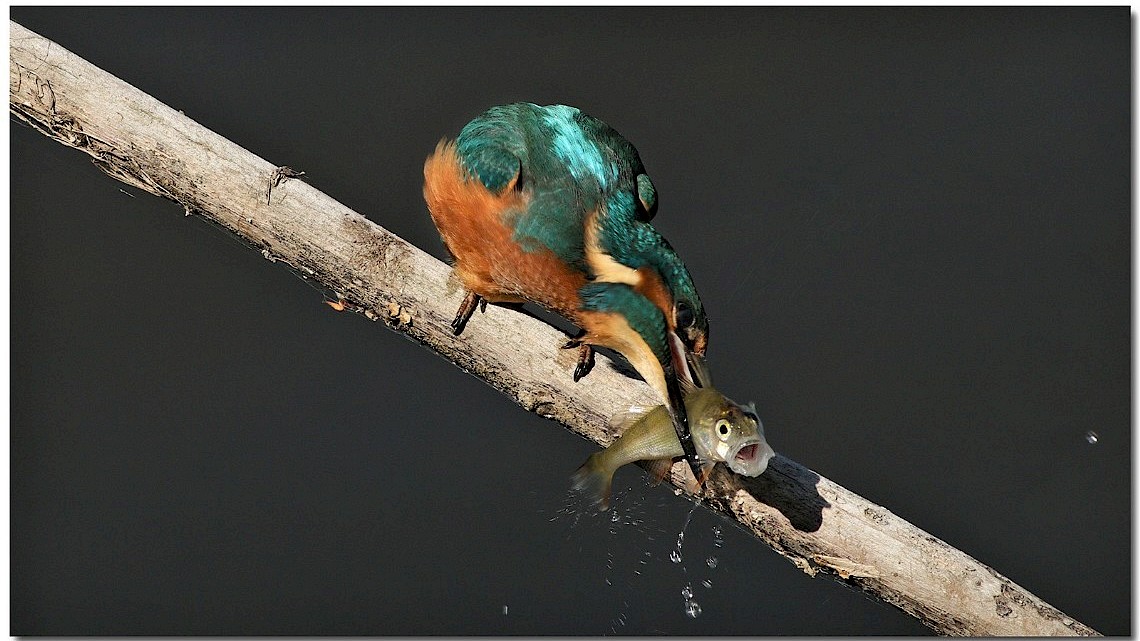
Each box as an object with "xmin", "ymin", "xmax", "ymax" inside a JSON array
[{"xmin": 10, "ymin": 7, "xmax": 1129, "ymax": 635}]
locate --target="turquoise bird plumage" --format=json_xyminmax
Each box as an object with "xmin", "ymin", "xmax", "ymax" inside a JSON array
[{"xmin": 423, "ymin": 103, "xmax": 709, "ymax": 481}]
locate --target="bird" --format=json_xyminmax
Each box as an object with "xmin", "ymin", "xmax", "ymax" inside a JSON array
[{"xmin": 423, "ymin": 102, "xmax": 709, "ymax": 482}]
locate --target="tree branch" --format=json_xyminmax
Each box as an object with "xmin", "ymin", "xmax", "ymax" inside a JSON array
[{"xmin": 9, "ymin": 20, "xmax": 1098, "ymax": 637}]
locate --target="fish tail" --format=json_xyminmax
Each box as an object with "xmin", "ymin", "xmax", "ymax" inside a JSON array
[{"xmin": 571, "ymin": 452, "xmax": 614, "ymax": 512}]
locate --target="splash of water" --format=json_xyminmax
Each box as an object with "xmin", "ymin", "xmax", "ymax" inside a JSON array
[
  {"xmin": 670, "ymin": 502, "xmax": 699, "ymax": 566},
  {"xmin": 680, "ymin": 581, "xmax": 701, "ymax": 619}
]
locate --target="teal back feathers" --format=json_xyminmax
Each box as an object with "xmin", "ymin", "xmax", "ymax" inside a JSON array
[
  {"xmin": 455, "ymin": 103, "xmax": 653, "ymax": 264},
  {"xmin": 455, "ymin": 102, "xmax": 708, "ymax": 355}
]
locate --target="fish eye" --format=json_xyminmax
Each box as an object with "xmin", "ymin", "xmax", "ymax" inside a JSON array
[
  {"xmin": 716, "ymin": 419, "xmax": 731, "ymax": 439},
  {"xmin": 675, "ymin": 301, "xmax": 694, "ymax": 329}
]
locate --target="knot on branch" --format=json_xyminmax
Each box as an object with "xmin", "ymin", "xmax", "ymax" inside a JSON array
[
  {"xmin": 384, "ymin": 300, "xmax": 413, "ymax": 329},
  {"xmin": 517, "ymin": 385, "xmax": 557, "ymax": 418}
]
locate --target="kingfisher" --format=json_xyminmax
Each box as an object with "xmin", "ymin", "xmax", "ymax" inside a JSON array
[{"xmin": 423, "ymin": 103, "xmax": 710, "ymax": 482}]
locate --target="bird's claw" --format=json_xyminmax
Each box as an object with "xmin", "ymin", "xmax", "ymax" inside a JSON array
[
  {"xmin": 560, "ymin": 332, "xmax": 595, "ymax": 381},
  {"xmin": 451, "ymin": 291, "xmax": 484, "ymax": 336},
  {"xmin": 572, "ymin": 344, "xmax": 594, "ymax": 382}
]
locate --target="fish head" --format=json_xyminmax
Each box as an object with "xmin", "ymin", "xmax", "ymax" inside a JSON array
[
  {"xmin": 694, "ymin": 395, "xmax": 775, "ymax": 477},
  {"xmin": 725, "ymin": 403, "xmax": 776, "ymax": 476}
]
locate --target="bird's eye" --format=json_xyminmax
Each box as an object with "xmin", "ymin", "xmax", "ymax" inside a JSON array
[
  {"xmin": 716, "ymin": 419, "xmax": 731, "ymax": 439},
  {"xmin": 675, "ymin": 301, "xmax": 694, "ymax": 329}
]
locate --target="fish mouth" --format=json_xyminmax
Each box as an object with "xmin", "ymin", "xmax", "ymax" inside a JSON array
[{"xmin": 727, "ymin": 439, "xmax": 775, "ymax": 477}]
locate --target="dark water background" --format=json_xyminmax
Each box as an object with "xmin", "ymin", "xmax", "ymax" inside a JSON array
[{"xmin": 10, "ymin": 7, "xmax": 1129, "ymax": 635}]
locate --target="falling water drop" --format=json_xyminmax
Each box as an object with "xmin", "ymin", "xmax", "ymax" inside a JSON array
[
  {"xmin": 670, "ymin": 549, "xmax": 682, "ymax": 563},
  {"xmin": 706, "ymin": 556, "xmax": 718, "ymax": 569},
  {"xmin": 681, "ymin": 584, "xmax": 693, "ymax": 599},
  {"xmin": 712, "ymin": 526, "xmax": 724, "ymax": 548},
  {"xmin": 1085, "ymin": 431, "xmax": 1099, "ymax": 445},
  {"xmin": 702, "ymin": 579, "xmax": 712, "ymax": 589},
  {"xmin": 684, "ymin": 599, "xmax": 702, "ymax": 618}
]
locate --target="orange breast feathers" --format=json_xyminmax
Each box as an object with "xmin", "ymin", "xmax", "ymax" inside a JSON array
[{"xmin": 422, "ymin": 140, "xmax": 587, "ymax": 314}]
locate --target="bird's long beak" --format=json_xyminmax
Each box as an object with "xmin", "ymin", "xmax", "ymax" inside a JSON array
[
  {"xmin": 665, "ymin": 330, "xmax": 705, "ymax": 484},
  {"xmin": 663, "ymin": 367, "xmax": 703, "ymax": 484},
  {"xmin": 685, "ymin": 350, "xmax": 712, "ymax": 389}
]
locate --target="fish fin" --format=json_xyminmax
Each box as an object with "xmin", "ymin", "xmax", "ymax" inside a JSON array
[
  {"xmin": 606, "ymin": 405, "xmax": 653, "ymax": 437},
  {"xmin": 677, "ymin": 374, "xmax": 698, "ymax": 396},
  {"xmin": 644, "ymin": 458, "xmax": 674, "ymax": 486},
  {"xmin": 571, "ymin": 453, "xmax": 614, "ymax": 511},
  {"xmin": 683, "ymin": 462, "xmax": 717, "ymax": 494}
]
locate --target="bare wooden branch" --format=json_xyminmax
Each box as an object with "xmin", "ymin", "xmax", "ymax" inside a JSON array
[{"xmin": 9, "ymin": 20, "xmax": 1099, "ymax": 636}]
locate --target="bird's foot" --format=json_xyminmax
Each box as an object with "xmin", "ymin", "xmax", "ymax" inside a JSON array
[
  {"xmin": 573, "ymin": 344, "xmax": 595, "ymax": 381},
  {"xmin": 561, "ymin": 334, "xmax": 595, "ymax": 381},
  {"xmin": 451, "ymin": 291, "xmax": 485, "ymax": 335}
]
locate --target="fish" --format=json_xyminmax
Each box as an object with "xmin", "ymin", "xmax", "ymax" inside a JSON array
[{"xmin": 571, "ymin": 386, "xmax": 775, "ymax": 511}]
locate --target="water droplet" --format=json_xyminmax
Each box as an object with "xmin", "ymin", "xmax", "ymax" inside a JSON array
[
  {"xmin": 702, "ymin": 579, "xmax": 712, "ymax": 589},
  {"xmin": 706, "ymin": 556, "xmax": 718, "ymax": 569},
  {"xmin": 1085, "ymin": 431, "xmax": 1099, "ymax": 444},
  {"xmin": 670, "ymin": 549, "xmax": 682, "ymax": 563},
  {"xmin": 684, "ymin": 599, "xmax": 702, "ymax": 618},
  {"xmin": 712, "ymin": 526, "xmax": 724, "ymax": 548},
  {"xmin": 502, "ymin": 605, "xmax": 509, "ymax": 615},
  {"xmin": 681, "ymin": 584, "xmax": 693, "ymax": 599}
]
